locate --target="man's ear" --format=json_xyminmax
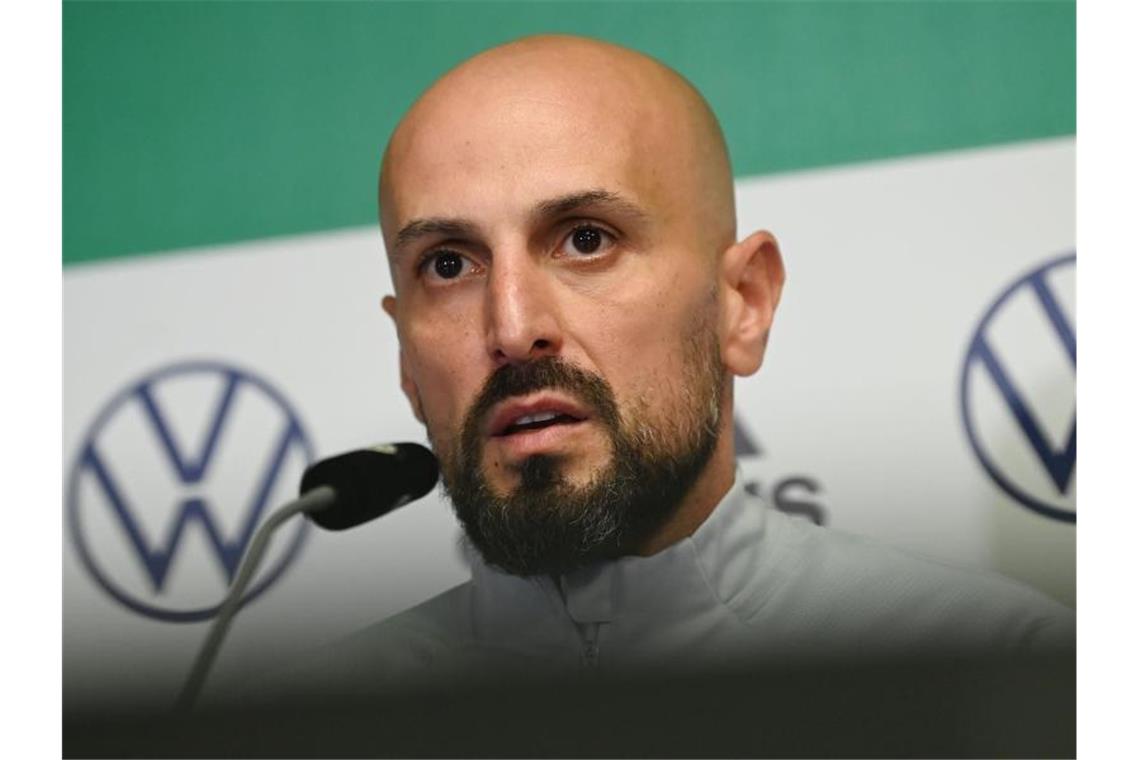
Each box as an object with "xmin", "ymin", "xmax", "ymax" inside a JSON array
[
  {"xmin": 719, "ymin": 230, "xmax": 786, "ymax": 377},
  {"xmin": 382, "ymin": 295, "xmax": 426, "ymax": 424}
]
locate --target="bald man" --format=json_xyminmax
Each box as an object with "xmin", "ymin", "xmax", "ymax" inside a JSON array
[{"xmin": 296, "ymin": 36, "xmax": 1072, "ymax": 688}]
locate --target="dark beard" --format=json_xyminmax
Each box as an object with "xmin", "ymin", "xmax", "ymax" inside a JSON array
[{"xmin": 437, "ymin": 329, "xmax": 723, "ymax": 577}]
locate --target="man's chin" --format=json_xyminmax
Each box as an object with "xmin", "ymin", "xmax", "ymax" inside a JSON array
[
  {"xmin": 482, "ymin": 452, "xmax": 608, "ymax": 497},
  {"xmin": 447, "ymin": 427, "xmax": 718, "ymax": 577}
]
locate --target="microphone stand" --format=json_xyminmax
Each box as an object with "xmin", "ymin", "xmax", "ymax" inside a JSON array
[{"xmin": 173, "ymin": 485, "xmax": 337, "ymax": 713}]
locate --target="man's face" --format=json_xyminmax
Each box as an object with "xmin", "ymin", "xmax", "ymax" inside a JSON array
[{"xmin": 381, "ymin": 52, "xmax": 739, "ymax": 574}]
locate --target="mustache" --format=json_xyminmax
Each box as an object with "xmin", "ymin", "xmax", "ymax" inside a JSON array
[{"xmin": 464, "ymin": 357, "xmax": 622, "ymax": 437}]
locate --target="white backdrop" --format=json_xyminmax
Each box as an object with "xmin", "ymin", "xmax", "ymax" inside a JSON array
[{"xmin": 63, "ymin": 137, "xmax": 1075, "ymax": 709}]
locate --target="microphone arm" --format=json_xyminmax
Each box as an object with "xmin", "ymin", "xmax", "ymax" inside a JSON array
[{"xmin": 174, "ymin": 485, "xmax": 337, "ymax": 714}]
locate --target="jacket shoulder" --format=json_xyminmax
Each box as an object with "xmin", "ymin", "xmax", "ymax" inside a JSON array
[
  {"xmin": 744, "ymin": 510, "xmax": 1074, "ymax": 655},
  {"xmin": 247, "ymin": 582, "xmax": 479, "ymax": 700}
]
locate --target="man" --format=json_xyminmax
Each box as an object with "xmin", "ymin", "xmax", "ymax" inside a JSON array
[{"xmin": 299, "ymin": 34, "xmax": 1072, "ymax": 689}]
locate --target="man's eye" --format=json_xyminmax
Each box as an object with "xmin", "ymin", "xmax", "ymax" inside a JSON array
[
  {"xmin": 559, "ymin": 225, "xmax": 614, "ymax": 257},
  {"xmin": 421, "ymin": 250, "xmax": 472, "ymax": 281}
]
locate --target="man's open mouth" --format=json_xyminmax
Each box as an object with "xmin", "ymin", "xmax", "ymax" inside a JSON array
[
  {"xmin": 487, "ymin": 397, "xmax": 590, "ymax": 437},
  {"xmin": 498, "ymin": 411, "xmax": 584, "ymax": 436}
]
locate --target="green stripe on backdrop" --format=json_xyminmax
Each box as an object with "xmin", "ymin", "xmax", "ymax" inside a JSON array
[{"xmin": 64, "ymin": 1, "xmax": 1075, "ymax": 266}]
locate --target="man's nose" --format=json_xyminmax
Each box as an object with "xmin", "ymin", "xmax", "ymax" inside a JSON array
[{"xmin": 484, "ymin": 254, "xmax": 563, "ymax": 365}]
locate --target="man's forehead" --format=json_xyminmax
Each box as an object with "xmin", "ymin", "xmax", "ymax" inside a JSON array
[{"xmin": 387, "ymin": 104, "xmax": 652, "ymax": 221}]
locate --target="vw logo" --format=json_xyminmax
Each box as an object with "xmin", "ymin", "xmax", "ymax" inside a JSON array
[
  {"xmin": 960, "ymin": 253, "xmax": 1075, "ymax": 522},
  {"xmin": 67, "ymin": 360, "xmax": 315, "ymax": 621}
]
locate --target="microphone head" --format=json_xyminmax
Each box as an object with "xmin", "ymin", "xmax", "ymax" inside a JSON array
[{"xmin": 300, "ymin": 443, "xmax": 439, "ymax": 531}]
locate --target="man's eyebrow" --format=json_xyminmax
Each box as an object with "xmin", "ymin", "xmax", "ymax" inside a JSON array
[
  {"xmin": 392, "ymin": 190, "xmax": 647, "ymax": 253},
  {"xmin": 393, "ymin": 218, "xmax": 479, "ymax": 251},
  {"xmin": 532, "ymin": 189, "xmax": 650, "ymax": 222}
]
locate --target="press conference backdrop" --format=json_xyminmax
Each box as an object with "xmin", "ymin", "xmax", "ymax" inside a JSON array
[{"xmin": 63, "ymin": 2, "xmax": 1076, "ymax": 710}]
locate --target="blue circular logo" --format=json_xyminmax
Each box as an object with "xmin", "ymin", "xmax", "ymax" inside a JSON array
[
  {"xmin": 67, "ymin": 360, "xmax": 315, "ymax": 621},
  {"xmin": 960, "ymin": 254, "xmax": 1075, "ymax": 523}
]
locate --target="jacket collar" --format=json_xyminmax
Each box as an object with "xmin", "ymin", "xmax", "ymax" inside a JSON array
[{"xmin": 465, "ymin": 472, "xmax": 776, "ymax": 653}]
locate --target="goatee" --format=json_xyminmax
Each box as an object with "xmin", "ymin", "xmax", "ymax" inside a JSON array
[{"xmin": 436, "ymin": 325, "xmax": 723, "ymax": 577}]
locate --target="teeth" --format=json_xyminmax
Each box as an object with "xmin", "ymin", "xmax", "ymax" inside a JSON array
[{"xmin": 514, "ymin": 411, "xmax": 559, "ymax": 426}]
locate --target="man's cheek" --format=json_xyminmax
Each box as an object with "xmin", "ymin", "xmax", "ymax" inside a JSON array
[{"xmin": 419, "ymin": 384, "xmax": 477, "ymax": 460}]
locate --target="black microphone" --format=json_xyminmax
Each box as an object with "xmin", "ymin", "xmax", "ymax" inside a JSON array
[
  {"xmin": 301, "ymin": 443, "xmax": 439, "ymax": 530},
  {"xmin": 175, "ymin": 442, "xmax": 439, "ymax": 713}
]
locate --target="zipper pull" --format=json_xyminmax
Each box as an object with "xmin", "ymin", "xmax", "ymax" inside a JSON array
[{"xmin": 581, "ymin": 622, "xmax": 601, "ymax": 667}]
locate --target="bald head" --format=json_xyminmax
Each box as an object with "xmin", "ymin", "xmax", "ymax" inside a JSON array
[
  {"xmin": 376, "ymin": 36, "xmax": 784, "ymax": 570},
  {"xmin": 379, "ymin": 35, "xmax": 736, "ymax": 263}
]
